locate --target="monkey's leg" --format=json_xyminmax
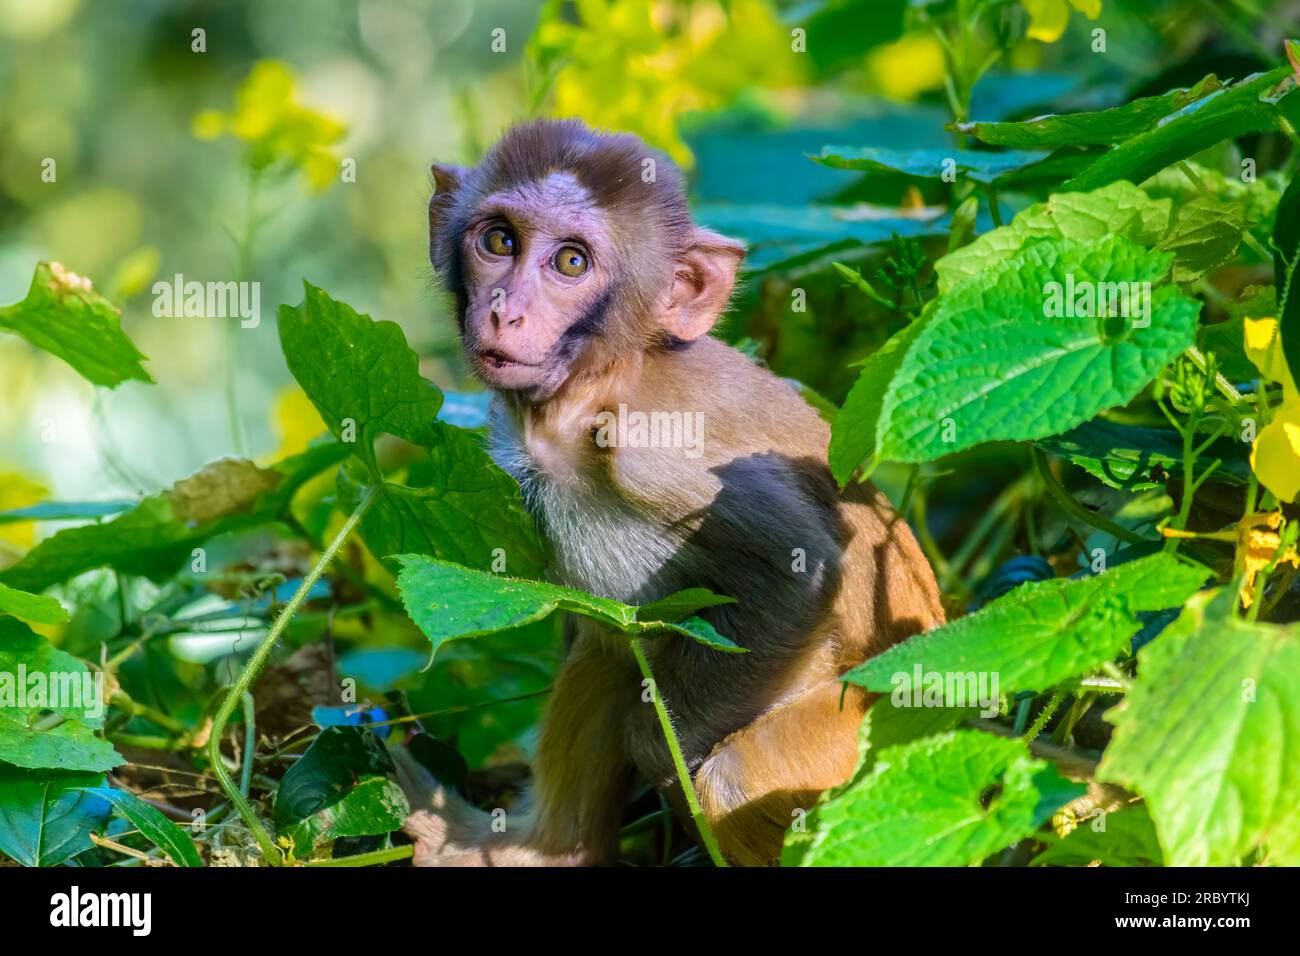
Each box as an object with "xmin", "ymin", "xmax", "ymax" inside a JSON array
[
  {"xmin": 690, "ymin": 680, "xmax": 868, "ymax": 866},
  {"xmin": 399, "ymin": 628, "xmax": 638, "ymax": 866}
]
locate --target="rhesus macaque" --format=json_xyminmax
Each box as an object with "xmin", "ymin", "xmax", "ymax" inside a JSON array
[{"xmin": 398, "ymin": 119, "xmax": 943, "ymax": 866}]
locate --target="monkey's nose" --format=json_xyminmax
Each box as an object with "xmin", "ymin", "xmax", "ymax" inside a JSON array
[{"xmin": 490, "ymin": 310, "xmax": 525, "ymax": 330}]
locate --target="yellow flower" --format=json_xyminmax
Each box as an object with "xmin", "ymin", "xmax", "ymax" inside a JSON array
[
  {"xmin": 868, "ymin": 33, "xmax": 947, "ymax": 101},
  {"xmin": 271, "ymin": 385, "xmax": 327, "ymax": 460},
  {"xmin": 192, "ymin": 61, "xmax": 346, "ymax": 192},
  {"xmin": 0, "ymin": 469, "xmax": 46, "ymax": 555},
  {"xmin": 1021, "ymin": 0, "xmax": 1101, "ymax": 43},
  {"xmin": 1244, "ymin": 317, "xmax": 1300, "ymax": 503},
  {"xmin": 1236, "ymin": 511, "xmax": 1300, "ymax": 609},
  {"xmin": 531, "ymin": 0, "xmax": 802, "ymax": 167}
]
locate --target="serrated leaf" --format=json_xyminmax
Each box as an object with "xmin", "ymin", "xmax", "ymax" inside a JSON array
[
  {"xmin": 956, "ymin": 75, "xmax": 1224, "ymax": 149},
  {"xmin": 844, "ymin": 554, "xmax": 1208, "ymax": 696},
  {"xmin": 784, "ymin": 730, "xmax": 1085, "ymax": 866},
  {"xmin": 872, "ymin": 234, "xmax": 1199, "ymax": 463},
  {"xmin": 0, "ymin": 582, "xmax": 68, "ymax": 625},
  {"xmin": 273, "ymin": 726, "xmax": 409, "ymax": 854},
  {"xmin": 81, "ymin": 786, "xmax": 202, "ymax": 866},
  {"xmin": 814, "ymin": 145, "xmax": 1050, "ymax": 184},
  {"xmin": 1062, "ymin": 68, "xmax": 1300, "ymax": 193},
  {"xmin": 1098, "ymin": 588, "xmax": 1300, "ymax": 866},
  {"xmin": 1031, "ymin": 804, "xmax": 1164, "ymax": 867},
  {"xmin": 1036, "ymin": 418, "xmax": 1253, "ymax": 490},
  {"xmin": 0, "ymin": 766, "xmax": 109, "ymax": 866},
  {"xmin": 0, "ymin": 618, "xmax": 122, "ymax": 772},
  {"xmin": 0, "ymin": 261, "xmax": 151, "ymax": 387},
  {"xmin": 0, "ymin": 442, "xmax": 347, "ymax": 593},
  {"xmin": 1156, "ymin": 195, "xmax": 1247, "ymax": 283},
  {"xmin": 937, "ymin": 181, "xmax": 1171, "ymax": 292},
  {"xmin": 338, "ymin": 421, "xmax": 547, "ymax": 579},
  {"xmin": 393, "ymin": 554, "xmax": 742, "ymax": 656},
  {"xmin": 278, "ymin": 282, "xmax": 443, "ymax": 477}
]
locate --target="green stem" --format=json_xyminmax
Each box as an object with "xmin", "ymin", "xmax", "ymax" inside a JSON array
[
  {"xmin": 206, "ymin": 487, "xmax": 377, "ymax": 865},
  {"xmin": 1032, "ymin": 448, "xmax": 1147, "ymax": 545},
  {"xmin": 239, "ymin": 692, "xmax": 256, "ymax": 798},
  {"xmin": 1022, "ymin": 691, "xmax": 1065, "ymax": 742},
  {"xmin": 629, "ymin": 637, "xmax": 727, "ymax": 867},
  {"xmin": 304, "ymin": 844, "xmax": 414, "ymax": 867}
]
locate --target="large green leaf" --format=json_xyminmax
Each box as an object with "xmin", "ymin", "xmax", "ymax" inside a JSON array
[
  {"xmin": 814, "ymin": 145, "xmax": 1050, "ymax": 184},
  {"xmin": 394, "ymin": 554, "xmax": 741, "ymax": 657},
  {"xmin": 338, "ymin": 422, "xmax": 548, "ymax": 578},
  {"xmin": 0, "ymin": 618, "xmax": 122, "ymax": 772},
  {"xmin": 1036, "ymin": 418, "xmax": 1253, "ymax": 491},
  {"xmin": 0, "ymin": 582, "xmax": 68, "ymax": 625},
  {"xmin": 937, "ymin": 181, "xmax": 1171, "ymax": 292},
  {"xmin": 1155, "ymin": 195, "xmax": 1247, "ymax": 284},
  {"xmin": 273, "ymin": 726, "xmax": 409, "ymax": 855},
  {"xmin": 279, "ymin": 284, "xmax": 547, "ymax": 576},
  {"xmin": 844, "ymin": 554, "xmax": 1208, "ymax": 696},
  {"xmin": 784, "ymin": 730, "xmax": 1084, "ymax": 866},
  {"xmin": 1098, "ymin": 588, "xmax": 1300, "ymax": 866},
  {"xmin": 0, "ymin": 766, "xmax": 109, "ymax": 866},
  {"xmin": 278, "ymin": 282, "xmax": 443, "ymax": 477},
  {"xmin": 0, "ymin": 261, "xmax": 151, "ymax": 387},
  {"xmin": 1062, "ymin": 68, "xmax": 1300, "ymax": 193},
  {"xmin": 865, "ymin": 235, "xmax": 1200, "ymax": 464},
  {"xmin": 1275, "ymin": 172, "xmax": 1300, "ymax": 387},
  {"xmin": 1031, "ymin": 804, "xmax": 1164, "ymax": 867},
  {"xmin": 0, "ymin": 444, "xmax": 348, "ymax": 593},
  {"xmin": 82, "ymin": 786, "xmax": 202, "ymax": 866},
  {"xmin": 955, "ymin": 75, "xmax": 1224, "ymax": 148}
]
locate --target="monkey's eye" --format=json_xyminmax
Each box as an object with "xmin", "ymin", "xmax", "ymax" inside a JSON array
[
  {"xmin": 482, "ymin": 226, "xmax": 517, "ymax": 257},
  {"xmin": 553, "ymin": 246, "xmax": 589, "ymax": 277}
]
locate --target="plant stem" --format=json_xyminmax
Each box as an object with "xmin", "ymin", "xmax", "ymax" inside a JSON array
[
  {"xmin": 239, "ymin": 692, "xmax": 256, "ymax": 798},
  {"xmin": 1022, "ymin": 691, "xmax": 1065, "ymax": 742},
  {"xmin": 629, "ymin": 637, "xmax": 727, "ymax": 867},
  {"xmin": 303, "ymin": 844, "xmax": 414, "ymax": 867},
  {"xmin": 1031, "ymin": 448, "xmax": 1147, "ymax": 545},
  {"xmin": 206, "ymin": 487, "xmax": 377, "ymax": 865}
]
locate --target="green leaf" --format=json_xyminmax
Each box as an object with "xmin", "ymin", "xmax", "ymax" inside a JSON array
[
  {"xmin": 0, "ymin": 582, "xmax": 68, "ymax": 625},
  {"xmin": 955, "ymin": 75, "xmax": 1224, "ymax": 149},
  {"xmin": 1036, "ymin": 418, "xmax": 1253, "ymax": 490},
  {"xmin": 844, "ymin": 554, "xmax": 1208, "ymax": 696},
  {"xmin": 278, "ymin": 282, "xmax": 444, "ymax": 477},
  {"xmin": 937, "ymin": 181, "xmax": 1171, "ymax": 292},
  {"xmin": 1156, "ymin": 195, "xmax": 1247, "ymax": 284},
  {"xmin": 1200, "ymin": 285, "xmax": 1277, "ymax": 382},
  {"xmin": 1098, "ymin": 588, "xmax": 1300, "ymax": 866},
  {"xmin": 0, "ymin": 618, "xmax": 122, "ymax": 772},
  {"xmin": 0, "ymin": 501, "xmax": 134, "ymax": 525},
  {"xmin": 394, "ymin": 554, "xmax": 742, "ymax": 657},
  {"xmin": 875, "ymin": 235, "xmax": 1200, "ymax": 463},
  {"xmin": 827, "ymin": 316, "xmax": 927, "ymax": 484},
  {"xmin": 273, "ymin": 726, "xmax": 409, "ymax": 855},
  {"xmin": 784, "ymin": 730, "xmax": 1085, "ymax": 866},
  {"xmin": 0, "ymin": 261, "xmax": 151, "ymax": 387},
  {"xmin": 1031, "ymin": 804, "xmax": 1164, "ymax": 867},
  {"xmin": 1062, "ymin": 68, "xmax": 1300, "ymax": 193},
  {"xmin": 0, "ymin": 766, "xmax": 109, "ymax": 866},
  {"xmin": 338, "ymin": 421, "xmax": 548, "ymax": 579},
  {"xmin": 1274, "ymin": 172, "xmax": 1300, "ymax": 387},
  {"xmin": 81, "ymin": 786, "xmax": 202, "ymax": 867},
  {"xmin": 0, "ymin": 443, "xmax": 348, "ymax": 593},
  {"xmin": 814, "ymin": 145, "xmax": 1051, "ymax": 184}
]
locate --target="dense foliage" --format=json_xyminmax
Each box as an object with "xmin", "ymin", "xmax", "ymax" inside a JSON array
[{"xmin": 2, "ymin": 0, "xmax": 1299, "ymax": 868}]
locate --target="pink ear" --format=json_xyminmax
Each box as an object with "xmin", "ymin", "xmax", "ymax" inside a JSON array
[{"xmin": 663, "ymin": 228, "xmax": 746, "ymax": 341}]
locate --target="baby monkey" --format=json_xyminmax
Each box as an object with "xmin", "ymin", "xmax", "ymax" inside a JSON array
[{"xmin": 401, "ymin": 119, "xmax": 943, "ymax": 866}]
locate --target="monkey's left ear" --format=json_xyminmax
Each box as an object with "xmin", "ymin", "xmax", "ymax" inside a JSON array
[{"xmin": 662, "ymin": 228, "xmax": 746, "ymax": 341}]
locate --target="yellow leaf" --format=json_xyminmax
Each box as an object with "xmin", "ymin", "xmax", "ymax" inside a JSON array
[{"xmin": 272, "ymin": 385, "xmax": 327, "ymax": 459}]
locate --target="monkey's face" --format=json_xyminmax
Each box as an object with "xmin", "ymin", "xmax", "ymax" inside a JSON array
[{"xmin": 457, "ymin": 173, "xmax": 615, "ymax": 397}]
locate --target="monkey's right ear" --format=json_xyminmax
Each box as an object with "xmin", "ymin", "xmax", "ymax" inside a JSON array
[{"xmin": 428, "ymin": 163, "xmax": 468, "ymax": 266}]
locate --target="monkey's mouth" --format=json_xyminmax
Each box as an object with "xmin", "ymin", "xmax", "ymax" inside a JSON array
[{"xmin": 478, "ymin": 348, "xmax": 538, "ymax": 370}]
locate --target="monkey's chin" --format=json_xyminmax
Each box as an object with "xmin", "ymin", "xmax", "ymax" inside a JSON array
[{"xmin": 471, "ymin": 355, "xmax": 552, "ymax": 395}]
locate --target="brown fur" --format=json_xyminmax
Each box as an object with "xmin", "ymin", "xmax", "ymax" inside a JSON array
[{"xmin": 405, "ymin": 120, "xmax": 944, "ymax": 866}]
